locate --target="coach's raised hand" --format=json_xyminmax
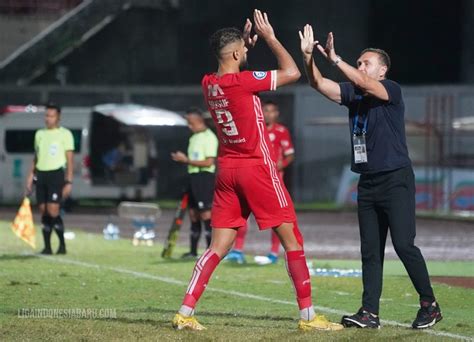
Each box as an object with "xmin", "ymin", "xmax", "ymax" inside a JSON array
[
  {"xmin": 253, "ymin": 9, "xmax": 275, "ymax": 41},
  {"xmin": 317, "ymin": 31, "xmax": 338, "ymax": 64}
]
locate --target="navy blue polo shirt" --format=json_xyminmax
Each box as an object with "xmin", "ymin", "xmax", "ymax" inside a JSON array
[{"xmin": 339, "ymin": 79, "xmax": 411, "ymax": 174}]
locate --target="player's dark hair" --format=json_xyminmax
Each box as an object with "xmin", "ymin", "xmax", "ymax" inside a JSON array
[
  {"xmin": 186, "ymin": 106, "xmax": 203, "ymax": 116},
  {"xmin": 361, "ymin": 48, "xmax": 391, "ymax": 73},
  {"xmin": 263, "ymin": 100, "xmax": 278, "ymax": 107},
  {"xmin": 45, "ymin": 102, "xmax": 61, "ymax": 114},
  {"xmin": 209, "ymin": 27, "xmax": 243, "ymax": 59}
]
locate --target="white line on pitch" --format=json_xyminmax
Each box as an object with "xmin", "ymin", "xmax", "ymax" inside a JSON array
[{"xmin": 39, "ymin": 256, "xmax": 472, "ymax": 341}]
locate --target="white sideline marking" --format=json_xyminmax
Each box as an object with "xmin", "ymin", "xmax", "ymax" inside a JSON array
[{"xmin": 40, "ymin": 256, "xmax": 473, "ymax": 341}]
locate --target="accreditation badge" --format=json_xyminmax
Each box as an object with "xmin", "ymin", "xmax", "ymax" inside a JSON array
[{"xmin": 353, "ymin": 134, "xmax": 368, "ymax": 164}]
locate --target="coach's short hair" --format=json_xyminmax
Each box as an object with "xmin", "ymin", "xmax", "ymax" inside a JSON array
[
  {"xmin": 360, "ymin": 48, "xmax": 391, "ymax": 73},
  {"xmin": 209, "ymin": 27, "xmax": 243, "ymax": 59}
]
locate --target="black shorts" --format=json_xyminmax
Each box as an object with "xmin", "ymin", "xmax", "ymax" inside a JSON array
[
  {"xmin": 188, "ymin": 172, "xmax": 215, "ymax": 211},
  {"xmin": 35, "ymin": 168, "xmax": 65, "ymax": 204}
]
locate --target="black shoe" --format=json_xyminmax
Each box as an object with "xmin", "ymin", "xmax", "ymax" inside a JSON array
[
  {"xmin": 181, "ymin": 252, "xmax": 198, "ymax": 260},
  {"xmin": 40, "ymin": 248, "xmax": 52, "ymax": 255},
  {"xmin": 341, "ymin": 308, "xmax": 380, "ymax": 329},
  {"xmin": 412, "ymin": 301, "xmax": 442, "ymax": 329},
  {"xmin": 56, "ymin": 245, "xmax": 67, "ymax": 255}
]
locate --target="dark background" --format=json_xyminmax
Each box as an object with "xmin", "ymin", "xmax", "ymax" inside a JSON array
[{"xmin": 1, "ymin": 0, "xmax": 467, "ymax": 86}]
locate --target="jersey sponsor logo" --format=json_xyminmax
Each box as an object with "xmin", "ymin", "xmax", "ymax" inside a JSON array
[
  {"xmin": 253, "ymin": 71, "xmax": 267, "ymax": 80},
  {"xmin": 207, "ymin": 84, "xmax": 224, "ymax": 97},
  {"xmin": 228, "ymin": 137, "xmax": 246, "ymax": 144}
]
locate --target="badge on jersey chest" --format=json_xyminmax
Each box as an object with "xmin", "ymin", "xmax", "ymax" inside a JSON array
[{"xmin": 353, "ymin": 134, "xmax": 368, "ymax": 164}]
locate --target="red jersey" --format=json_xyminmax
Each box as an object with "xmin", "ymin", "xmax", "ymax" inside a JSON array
[
  {"xmin": 202, "ymin": 70, "xmax": 278, "ymax": 168},
  {"xmin": 267, "ymin": 123, "xmax": 294, "ymax": 164}
]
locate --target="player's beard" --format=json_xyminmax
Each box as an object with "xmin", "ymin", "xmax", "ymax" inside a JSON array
[{"xmin": 239, "ymin": 57, "xmax": 249, "ymax": 71}]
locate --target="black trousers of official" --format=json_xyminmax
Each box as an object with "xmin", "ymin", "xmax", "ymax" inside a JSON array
[{"xmin": 357, "ymin": 166, "xmax": 435, "ymax": 314}]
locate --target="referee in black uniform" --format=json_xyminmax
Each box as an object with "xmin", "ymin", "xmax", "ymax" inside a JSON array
[{"xmin": 299, "ymin": 25, "xmax": 442, "ymax": 329}]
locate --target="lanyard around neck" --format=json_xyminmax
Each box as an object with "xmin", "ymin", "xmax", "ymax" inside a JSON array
[{"xmin": 352, "ymin": 101, "xmax": 368, "ymax": 135}]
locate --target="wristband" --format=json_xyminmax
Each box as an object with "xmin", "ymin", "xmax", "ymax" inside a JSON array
[
  {"xmin": 64, "ymin": 180, "xmax": 72, "ymax": 185},
  {"xmin": 332, "ymin": 55, "xmax": 342, "ymax": 66}
]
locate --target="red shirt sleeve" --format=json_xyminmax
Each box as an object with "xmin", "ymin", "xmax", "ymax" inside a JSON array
[
  {"xmin": 239, "ymin": 70, "xmax": 277, "ymax": 93},
  {"xmin": 281, "ymin": 127, "xmax": 295, "ymax": 156}
]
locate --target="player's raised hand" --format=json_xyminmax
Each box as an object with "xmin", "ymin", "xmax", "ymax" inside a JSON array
[
  {"xmin": 299, "ymin": 24, "xmax": 319, "ymax": 56},
  {"xmin": 253, "ymin": 9, "xmax": 275, "ymax": 40},
  {"xmin": 243, "ymin": 18, "xmax": 258, "ymax": 49},
  {"xmin": 317, "ymin": 31, "xmax": 338, "ymax": 62}
]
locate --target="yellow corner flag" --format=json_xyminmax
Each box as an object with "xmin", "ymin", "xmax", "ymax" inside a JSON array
[{"xmin": 11, "ymin": 197, "xmax": 36, "ymax": 249}]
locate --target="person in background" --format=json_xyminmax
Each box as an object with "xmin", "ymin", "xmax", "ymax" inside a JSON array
[
  {"xmin": 171, "ymin": 107, "xmax": 218, "ymax": 259},
  {"xmin": 225, "ymin": 100, "xmax": 295, "ymax": 265},
  {"xmin": 26, "ymin": 103, "xmax": 74, "ymax": 255}
]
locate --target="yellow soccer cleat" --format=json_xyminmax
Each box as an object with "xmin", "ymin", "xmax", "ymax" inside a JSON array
[
  {"xmin": 298, "ymin": 314, "xmax": 344, "ymax": 331},
  {"xmin": 172, "ymin": 313, "xmax": 206, "ymax": 331}
]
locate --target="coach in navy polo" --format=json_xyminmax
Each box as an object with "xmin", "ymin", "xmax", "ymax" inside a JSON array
[{"xmin": 299, "ymin": 24, "xmax": 442, "ymax": 329}]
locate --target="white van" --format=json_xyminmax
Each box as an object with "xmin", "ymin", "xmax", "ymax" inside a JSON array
[{"xmin": 0, "ymin": 104, "xmax": 187, "ymax": 203}]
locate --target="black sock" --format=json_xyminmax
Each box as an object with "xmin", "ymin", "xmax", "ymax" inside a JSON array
[
  {"xmin": 190, "ymin": 221, "xmax": 201, "ymax": 255},
  {"xmin": 41, "ymin": 215, "xmax": 52, "ymax": 250},
  {"xmin": 51, "ymin": 216, "xmax": 65, "ymax": 248},
  {"xmin": 203, "ymin": 219, "xmax": 212, "ymax": 247}
]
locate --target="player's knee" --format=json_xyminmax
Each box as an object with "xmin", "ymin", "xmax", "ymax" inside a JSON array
[
  {"xmin": 188, "ymin": 209, "xmax": 199, "ymax": 222},
  {"xmin": 203, "ymin": 219, "xmax": 211, "ymax": 232},
  {"xmin": 50, "ymin": 215, "xmax": 64, "ymax": 231},
  {"xmin": 209, "ymin": 247, "xmax": 229, "ymax": 259},
  {"xmin": 201, "ymin": 212, "xmax": 212, "ymax": 221},
  {"xmin": 209, "ymin": 241, "xmax": 232, "ymax": 258},
  {"xmin": 41, "ymin": 215, "xmax": 51, "ymax": 226},
  {"xmin": 283, "ymin": 241, "xmax": 302, "ymax": 251},
  {"xmin": 279, "ymin": 222, "xmax": 304, "ymax": 251},
  {"xmin": 190, "ymin": 231, "xmax": 201, "ymax": 239},
  {"xmin": 292, "ymin": 223, "xmax": 304, "ymax": 247}
]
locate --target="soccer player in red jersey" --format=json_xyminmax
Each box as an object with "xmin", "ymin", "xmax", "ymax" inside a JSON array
[
  {"xmin": 227, "ymin": 100, "xmax": 295, "ymax": 265},
  {"xmin": 172, "ymin": 9, "xmax": 343, "ymax": 332},
  {"xmin": 264, "ymin": 101, "xmax": 295, "ymax": 178}
]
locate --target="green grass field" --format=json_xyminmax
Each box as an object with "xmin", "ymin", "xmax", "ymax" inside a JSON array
[{"xmin": 1, "ymin": 221, "xmax": 473, "ymax": 341}]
